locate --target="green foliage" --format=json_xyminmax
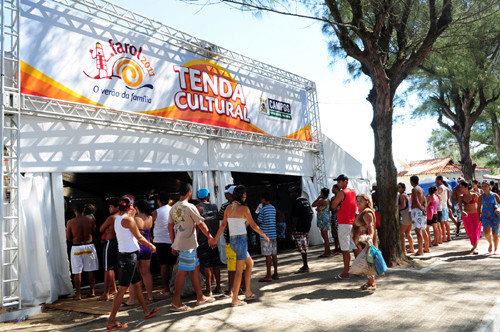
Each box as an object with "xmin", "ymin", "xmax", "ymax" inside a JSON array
[{"xmin": 409, "ymin": 0, "xmax": 500, "ymax": 174}]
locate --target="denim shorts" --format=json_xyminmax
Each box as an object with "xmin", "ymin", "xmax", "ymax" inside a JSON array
[{"xmin": 230, "ymin": 235, "xmax": 249, "ymax": 261}]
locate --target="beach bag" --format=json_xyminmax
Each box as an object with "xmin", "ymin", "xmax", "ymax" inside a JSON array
[
  {"xmin": 349, "ymin": 246, "xmax": 377, "ymax": 276},
  {"xmin": 366, "ymin": 246, "xmax": 374, "ymax": 264},
  {"xmin": 370, "ymin": 244, "xmax": 388, "ymax": 276}
]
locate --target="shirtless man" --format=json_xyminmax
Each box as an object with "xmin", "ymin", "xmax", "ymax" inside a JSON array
[
  {"xmin": 66, "ymin": 202, "xmax": 99, "ymax": 300},
  {"xmin": 452, "ymin": 178, "xmax": 464, "ymax": 236},
  {"xmin": 98, "ymin": 199, "xmax": 119, "ymax": 301},
  {"xmin": 410, "ymin": 176, "xmax": 430, "ymax": 255}
]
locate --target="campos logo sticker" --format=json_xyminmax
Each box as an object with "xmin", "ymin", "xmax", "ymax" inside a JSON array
[
  {"xmin": 83, "ymin": 39, "xmax": 155, "ymax": 90},
  {"xmin": 260, "ymin": 98, "xmax": 292, "ymax": 120}
]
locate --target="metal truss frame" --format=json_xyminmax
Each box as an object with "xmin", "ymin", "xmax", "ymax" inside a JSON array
[
  {"xmin": 22, "ymin": 95, "xmax": 320, "ymax": 151},
  {"xmin": 1, "ymin": 0, "xmax": 328, "ymax": 309},
  {"xmin": 1, "ymin": 0, "xmax": 22, "ymax": 309}
]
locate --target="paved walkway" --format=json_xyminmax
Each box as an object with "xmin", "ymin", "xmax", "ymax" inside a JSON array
[{"xmin": 4, "ymin": 232, "xmax": 500, "ymax": 331}]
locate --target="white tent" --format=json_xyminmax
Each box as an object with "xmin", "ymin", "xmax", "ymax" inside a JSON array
[
  {"xmin": 17, "ymin": 115, "xmax": 371, "ymax": 305},
  {"xmin": 10, "ymin": 0, "xmax": 371, "ymax": 307}
]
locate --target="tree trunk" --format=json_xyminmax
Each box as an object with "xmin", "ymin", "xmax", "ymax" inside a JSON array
[
  {"xmin": 490, "ymin": 111, "xmax": 500, "ymax": 160},
  {"xmin": 456, "ymin": 130, "xmax": 475, "ymax": 181},
  {"xmin": 368, "ymin": 85, "xmax": 407, "ymax": 267}
]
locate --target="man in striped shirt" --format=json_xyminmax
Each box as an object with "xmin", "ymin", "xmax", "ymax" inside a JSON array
[{"xmin": 257, "ymin": 192, "xmax": 279, "ymax": 282}]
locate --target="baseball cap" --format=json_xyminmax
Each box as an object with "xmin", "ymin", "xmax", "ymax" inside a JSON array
[
  {"xmin": 334, "ymin": 174, "xmax": 348, "ymax": 182},
  {"xmin": 224, "ymin": 185, "xmax": 236, "ymax": 194},
  {"xmin": 197, "ymin": 188, "xmax": 209, "ymax": 199}
]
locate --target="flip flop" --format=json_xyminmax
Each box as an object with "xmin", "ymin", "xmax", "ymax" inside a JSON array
[
  {"xmin": 334, "ymin": 274, "xmax": 350, "ymax": 280},
  {"xmin": 144, "ymin": 308, "xmax": 159, "ymax": 320},
  {"xmin": 232, "ymin": 301, "xmax": 247, "ymax": 306},
  {"xmin": 169, "ymin": 305, "xmax": 190, "ymax": 312},
  {"xmin": 258, "ymin": 278, "xmax": 272, "ymax": 282},
  {"xmin": 244, "ymin": 294, "xmax": 257, "ymax": 301},
  {"xmin": 197, "ymin": 296, "xmax": 216, "ymax": 306},
  {"xmin": 106, "ymin": 322, "xmax": 127, "ymax": 330},
  {"xmin": 272, "ymin": 274, "xmax": 280, "ymax": 280},
  {"xmin": 159, "ymin": 291, "xmax": 171, "ymax": 296}
]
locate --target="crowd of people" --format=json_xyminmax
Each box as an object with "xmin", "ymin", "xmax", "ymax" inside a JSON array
[
  {"xmin": 407, "ymin": 175, "xmax": 500, "ymax": 256},
  {"xmin": 64, "ymin": 174, "xmax": 499, "ymax": 329}
]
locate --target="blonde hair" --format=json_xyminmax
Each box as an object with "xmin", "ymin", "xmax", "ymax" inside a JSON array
[{"xmin": 356, "ymin": 194, "xmax": 374, "ymax": 211}]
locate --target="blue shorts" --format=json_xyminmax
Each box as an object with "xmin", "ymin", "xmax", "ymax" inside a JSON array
[
  {"xmin": 230, "ymin": 235, "xmax": 249, "ymax": 261},
  {"xmin": 439, "ymin": 208, "xmax": 449, "ymax": 222},
  {"xmin": 178, "ymin": 249, "xmax": 200, "ymax": 272}
]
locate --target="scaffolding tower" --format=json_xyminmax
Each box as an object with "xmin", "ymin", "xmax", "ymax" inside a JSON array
[
  {"xmin": 1, "ymin": 0, "xmax": 327, "ymax": 307},
  {"xmin": 0, "ymin": 0, "xmax": 22, "ymax": 309}
]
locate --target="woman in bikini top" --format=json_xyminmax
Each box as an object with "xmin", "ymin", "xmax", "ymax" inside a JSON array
[{"xmin": 458, "ymin": 181, "xmax": 479, "ymax": 216}]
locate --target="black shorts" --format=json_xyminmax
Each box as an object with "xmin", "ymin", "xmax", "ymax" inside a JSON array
[
  {"xmin": 427, "ymin": 214, "xmax": 438, "ymax": 224},
  {"xmin": 197, "ymin": 242, "xmax": 221, "ymax": 268},
  {"xmin": 103, "ymin": 238, "xmax": 118, "ymax": 271},
  {"xmin": 118, "ymin": 251, "xmax": 141, "ymax": 287},
  {"xmin": 154, "ymin": 243, "xmax": 177, "ymax": 266},
  {"xmin": 437, "ymin": 211, "xmax": 443, "ymax": 222}
]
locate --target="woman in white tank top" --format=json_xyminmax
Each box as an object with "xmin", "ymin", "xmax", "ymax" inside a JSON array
[
  {"xmin": 107, "ymin": 195, "xmax": 159, "ymax": 330},
  {"xmin": 211, "ymin": 185, "xmax": 269, "ymax": 306}
]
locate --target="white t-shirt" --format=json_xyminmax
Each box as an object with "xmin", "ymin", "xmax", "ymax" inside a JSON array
[{"xmin": 153, "ymin": 205, "xmax": 172, "ymax": 244}]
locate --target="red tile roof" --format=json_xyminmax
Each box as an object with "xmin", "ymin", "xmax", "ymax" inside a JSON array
[{"xmin": 397, "ymin": 158, "xmax": 491, "ymax": 176}]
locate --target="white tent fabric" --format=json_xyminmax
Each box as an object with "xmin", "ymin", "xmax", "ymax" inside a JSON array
[
  {"xmin": 190, "ymin": 171, "xmax": 216, "ymax": 202},
  {"xmin": 301, "ymin": 177, "xmax": 323, "ymax": 245},
  {"xmin": 189, "ymin": 171, "xmax": 231, "ymax": 263},
  {"xmin": 214, "ymin": 171, "xmax": 234, "ymax": 264},
  {"xmin": 214, "ymin": 171, "xmax": 234, "ymax": 209},
  {"xmin": 19, "ymin": 173, "xmax": 73, "ymax": 305},
  {"xmin": 322, "ymin": 133, "xmax": 373, "ymax": 196}
]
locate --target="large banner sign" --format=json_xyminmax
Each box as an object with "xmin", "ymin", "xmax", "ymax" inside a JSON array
[{"xmin": 20, "ymin": 0, "xmax": 311, "ymax": 141}]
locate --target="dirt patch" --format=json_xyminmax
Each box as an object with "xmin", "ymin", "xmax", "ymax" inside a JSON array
[{"xmin": 0, "ymin": 308, "xmax": 99, "ymax": 331}]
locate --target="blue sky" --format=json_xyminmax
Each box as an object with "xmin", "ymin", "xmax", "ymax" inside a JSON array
[{"xmin": 117, "ymin": 0, "xmax": 438, "ymax": 169}]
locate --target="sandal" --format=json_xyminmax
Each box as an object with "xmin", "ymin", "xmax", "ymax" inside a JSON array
[
  {"xmin": 144, "ymin": 308, "xmax": 160, "ymax": 320},
  {"xmin": 232, "ymin": 301, "xmax": 247, "ymax": 306},
  {"xmin": 361, "ymin": 284, "xmax": 376, "ymax": 291},
  {"xmin": 107, "ymin": 322, "xmax": 127, "ymax": 330},
  {"xmin": 169, "ymin": 305, "xmax": 190, "ymax": 312},
  {"xmin": 335, "ymin": 274, "xmax": 350, "ymax": 280}
]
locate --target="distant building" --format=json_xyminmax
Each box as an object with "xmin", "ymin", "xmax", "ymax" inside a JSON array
[{"xmin": 397, "ymin": 158, "xmax": 492, "ymax": 192}]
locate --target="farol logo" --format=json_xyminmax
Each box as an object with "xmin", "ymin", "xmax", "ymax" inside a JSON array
[{"xmin": 83, "ymin": 39, "xmax": 155, "ymax": 90}]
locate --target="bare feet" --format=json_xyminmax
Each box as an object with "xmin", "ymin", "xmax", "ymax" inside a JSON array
[
  {"xmin": 98, "ymin": 294, "xmax": 110, "ymax": 301},
  {"xmin": 488, "ymin": 244, "xmax": 493, "ymax": 253},
  {"xmin": 272, "ymin": 273, "xmax": 279, "ymax": 280}
]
